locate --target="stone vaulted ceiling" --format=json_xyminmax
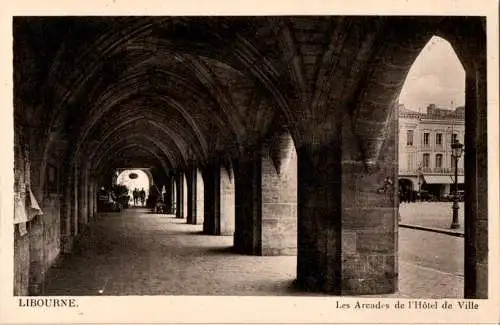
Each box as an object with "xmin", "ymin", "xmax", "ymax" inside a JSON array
[{"xmin": 13, "ymin": 16, "xmax": 485, "ymax": 185}]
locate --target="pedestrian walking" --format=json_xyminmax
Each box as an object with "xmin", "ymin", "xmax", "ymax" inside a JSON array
[{"xmin": 139, "ymin": 188, "xmax": 146, "ymax": 207}]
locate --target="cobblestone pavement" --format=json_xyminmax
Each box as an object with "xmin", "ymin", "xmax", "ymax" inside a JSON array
[
  {"xmin": 42, "ymin": 209, "xmax": 463, "ymax": 297},
  {"xmin": 400, "ymin": 202, "xmax": 464, "ymax": 232}
]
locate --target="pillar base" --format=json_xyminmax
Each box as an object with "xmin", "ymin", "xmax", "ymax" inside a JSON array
[{"xmin": 297, "ymin": 266, "xmax": 398, "ymax": 295}]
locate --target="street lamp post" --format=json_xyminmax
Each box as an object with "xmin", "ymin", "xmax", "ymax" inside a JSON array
[
  {"xmin": 416, "ymin": 164, "xmax": 422, "ymax": 202},
  {"xmin": 450, "ymin": 140, "xmax": 464, "ymax": 229}
]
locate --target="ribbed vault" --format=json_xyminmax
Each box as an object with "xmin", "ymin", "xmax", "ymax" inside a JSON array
[{"xmin": 13, "ymin": 16, "xmax": 485, "ymax": 190}]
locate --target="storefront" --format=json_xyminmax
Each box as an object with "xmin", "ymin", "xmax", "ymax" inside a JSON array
[{"xmin": 421, "ymin": 175, "xmax": 464, "ymax": 198}]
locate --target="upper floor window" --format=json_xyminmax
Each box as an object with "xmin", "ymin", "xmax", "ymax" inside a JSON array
[
  {"xmin": 407, "ymin": 153, "xmax": 415, "ymax": 171},
  {"xmin": 406, "ymin": 130, "xmax": 414, "ymax": 146},
  {"xmin": 452, "ymin": 133, "xmax": 458, "ymax": 144},
  {"xmin": 435, "ymin": 154, "xmax": 443, "ymax": 168},
  {"xmin": 422, "ymin": 153, "xmax": 430, "ymax": 168},
  {"xmin": 436, "ymin": 133, "xmax": 442, "ymax": 147},
  {"xmin": 423, "ymin": 133, "xmax": 430, "ymax": 147}
]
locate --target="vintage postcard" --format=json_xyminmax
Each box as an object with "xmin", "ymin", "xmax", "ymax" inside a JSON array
[{"xmin": 0, "ymin": 0, "xmax": 499, "ymax": 324}]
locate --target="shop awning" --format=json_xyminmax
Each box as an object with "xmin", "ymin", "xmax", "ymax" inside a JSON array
[{"xmin": 422, "ymin": 175, "xmax": 464, "ymax": 184}]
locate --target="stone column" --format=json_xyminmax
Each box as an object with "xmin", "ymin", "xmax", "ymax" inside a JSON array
[
  {"xmin": 87, "ymin": 178, "xmax": 94, "ymax": 220},
  {"xmin": 183, "ymin": 175, "xmax": 188, "ymax": 219},
  {"xmin": 202, "ymin": 164, "xmax": 219, "ymax": 234},
  {"xmin": 296, "ymin": 112, "xmax": 398, "ymax": 295},
  {"xmin": 164, "ymin": 177, "xmax": 174, "ymax": 214},
  {"xmin": 203, "ymin": 164, "xmax": 235, "ymax": 235},
  {"xmin": 464, "ymin": 62, "xmax": 488, "ymax": 299},
  {"xmin": 72, "ymin": 166, "xmax": 79, "ymax": 236},
  {"xmin": 61, "ymin": 175, "xmax": 73, "ymax": 253},
  {"xmin": 175, "ymin": 172, "xmax": 184, "ymax": 219},
  {"xmin": 219, "ymin": 166, "xmax": 235, "ymax": 236},
  {"xmin": 172, "ymin": 177, "xmax": 177, "ymax": 215},
  {"xmin": 186, "ymin": 169, "xmax": 197, "ymax": 224},
  {"xmin": 261, "ymin": 133, "xmax": 297, "ymax": 255},
  {"xmin": 296, "ymin": 142, "xmax": 341, "ymax": 293},
  {"xmin": 234, "ymin": 134, "xmax": 298, "ymax": 256},
  {"xmin": 93, "ymin": 183, "xmax": 98, "ymax": 216},
  {"xmin": 78, "ymin": 170, "xmax": 88, "ymax": 229},
  {"xmin": 196, "ymin": 169, "xmax": 204, "ymax": 225},
  {"xmin": 234, "ymin": 151, "xmax": 261, "ymax": 254}
]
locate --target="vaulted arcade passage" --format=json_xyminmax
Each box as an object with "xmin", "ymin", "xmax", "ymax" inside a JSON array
[{"xmin": 13, "ymin": 16, "xmax": 487, "ymax": 298}]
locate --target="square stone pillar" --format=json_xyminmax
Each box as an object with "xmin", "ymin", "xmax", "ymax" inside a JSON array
[
  {"xmin": 464, "ymin": 63, "xmax": 488, "ymax": 298},
  {"xmin": 234, "ymin": 135, "xmax": 298, "ymax": 256},
  {"xmin": 72, "ymin": 168, "xmax": 79, "ymax": 236},
  {"xmin": 196, "ymin": 169, "xmax": 204, "ymax": 225},
  {"xmin": 202, "ymin": 164, "xmax": 235, "ymax": 235},
  {"xmin": 164, "ymin": 177, "xmax": 174, "ymax": 214},
  {"xmin": 183, "ymin": 175, "xmax": 188, "ymax": 219},
  {"xmin": 61, "ymin": 176, "xmax": 73, "ymax": 253},
  {"xmin": 297, "ymin": 113, "xmax": 398, "ymax": 295},
  {"xmin": 186, "ymin": 169, "xmax": 198, "ymax": 224},
  {"xmin": 296, "ymin": 143, "xmax": 342, "ymax": 293},
  {"xmin": 261, "ymin": 135, "xmax": 297, "ymax": 256},
  {"xmin": 175, "ymin": 172, "xmax": 184, "ymax": 219},
  {"xmin": 202, "ymin": 164, "xmax": 219, "ymax": 234},
  {"xmin": 77, "ymin": 166, "xmax": 89, "ymax": 231},
  {"xmin": 93, "ymin": 184, "xmax": 98, "ymax": 217},
  {"xmin": 220, "ymin": 166, "xmax": 235, "ymax": 236},
  {"xmin": 171, "ymin": 177, "xmax": 177, "ymax": 215},
  {"xmin": 78, "ymin": 176, "xmax": 88, "ymax": 228},
  {"xmin": 87, "ymin": 180, "xmax": 94, "ymax": 220},
  {"xmin": 234, "ymin": 152, "xmax": 261, "ymax": 254}
]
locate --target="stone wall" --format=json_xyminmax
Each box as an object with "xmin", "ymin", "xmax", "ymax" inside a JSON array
[
  {"xmin": 42, "ymin": 196, "xmax": 61, "ymax": 269},
  {"xmin": 26, "ymin": 195, "xmax": 61, "ymax": 295},
  {"xmin": 234, "ymin": 134, "xmax": 298, "ymax": 256},
  {"xmin": 339, "ymin": 109, "xmax": 398, "ymax": 295},
  {"xmin": 13, "ymin": 229, "xmax": 30, "ymax": 295},
  {"xmin": 261, "ymin": 136, "xmax": 297, "ymax": 256}
]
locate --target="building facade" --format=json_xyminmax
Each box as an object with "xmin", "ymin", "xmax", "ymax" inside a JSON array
[{"xmin": 398, "ymin": 104, "xmax": 465, "ymax": 199}]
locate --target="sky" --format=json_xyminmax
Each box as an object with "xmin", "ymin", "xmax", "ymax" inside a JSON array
[{"xmin": 398, "ymin": 36, "xmax": 465, "ymax": 112}]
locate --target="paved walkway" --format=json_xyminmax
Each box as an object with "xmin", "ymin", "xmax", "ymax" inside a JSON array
[{"xmin": 42, "ymin": 209, "xmax": 463, "ymax": 298}]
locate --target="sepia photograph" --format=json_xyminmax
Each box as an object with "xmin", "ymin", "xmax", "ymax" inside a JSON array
[{"xmin": 2, "ymin": 2, "xmax": 499, "ymax": 324}]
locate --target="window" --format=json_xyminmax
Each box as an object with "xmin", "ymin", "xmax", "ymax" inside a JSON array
[
  {"xmin": 423, "ymin": 133, "xmax": 430, "ymax": 147},
  {"xmin": 436, "ymin": 133, "xmax": 442, "ymax": 146},
  {"xmin": 407, "ymin": 153, "xmax": 414, "ymax": 171},
  {"xmin": 452, "ymin": 133, "xmax": 458, "ymax": 144},
  {"xmin": 406, "ymin": 130, "xmax": 414, "ymax": 146},
  {"xmin": 423, "ymin": 153, "xmax": 430, "ymax": 168},
  {"xmin": 435, "ymin": 154, "xmax": 442, "ymax": 168}
]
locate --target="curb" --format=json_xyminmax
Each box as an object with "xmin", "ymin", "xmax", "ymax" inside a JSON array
[{"xmin": 399, "ymin": 223, "xmax": 464, "ymax": 237}]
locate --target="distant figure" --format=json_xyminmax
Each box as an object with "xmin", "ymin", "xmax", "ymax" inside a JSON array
[
  {"xmin": 139, "ymin": 188, "xmax": 146, "ymax": 207},
  {"xmin": 133, "ymin": 188, "xmax": 139, "ymax": 206}
]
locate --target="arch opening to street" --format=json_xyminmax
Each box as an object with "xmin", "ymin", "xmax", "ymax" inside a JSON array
[
  {"xmin": 397, "ymin": 35, "xmax": 466, "ymax": 295},
  {"xmin": 116, "ymin": 169, "xmax": 152, "ymax": 207}
]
